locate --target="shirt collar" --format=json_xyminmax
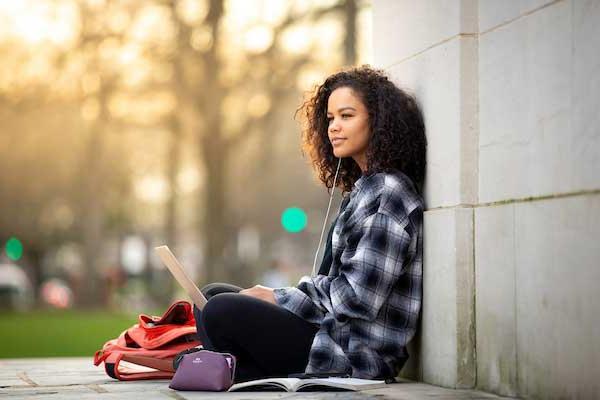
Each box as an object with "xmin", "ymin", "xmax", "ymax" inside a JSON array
[{"xmin": 353, "ymin": 172, "xmax": 375, "ymax": 191}]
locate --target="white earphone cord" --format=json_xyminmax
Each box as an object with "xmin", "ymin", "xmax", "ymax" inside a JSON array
[{"xmin": 311, "ymin": 158, "xmax": 342, "ymax": 277}]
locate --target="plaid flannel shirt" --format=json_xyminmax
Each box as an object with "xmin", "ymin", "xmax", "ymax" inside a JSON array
[{"xmin": 273, "ymin": 171, "xmax": 423, "ymax": 379}]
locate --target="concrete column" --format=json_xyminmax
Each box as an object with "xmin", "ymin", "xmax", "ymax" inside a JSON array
[
  {"xmin": 475, "ymin": 1, "xmax": 600, "ymax": 398},
  {"xmin": 374, "ymin": 1, "xmax": 600, "ymax": 398},
  {"xmin": 373, "ymin": 0, "xmax": 479, "ymax": 389}
]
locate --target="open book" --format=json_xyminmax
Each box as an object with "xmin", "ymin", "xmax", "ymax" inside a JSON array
[{"xmin": 228, "ymin": 377, "xmax": 386, "ymax": 392}]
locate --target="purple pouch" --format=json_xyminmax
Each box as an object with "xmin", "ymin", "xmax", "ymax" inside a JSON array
[{"xmin": 169, "ymin": 350, "xmax": 236, "ymax": 391}]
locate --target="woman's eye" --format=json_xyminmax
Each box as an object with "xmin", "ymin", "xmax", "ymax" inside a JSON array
[{"xmin": 327, "ymin": 114, "xmax": 352, "ymax": 123}]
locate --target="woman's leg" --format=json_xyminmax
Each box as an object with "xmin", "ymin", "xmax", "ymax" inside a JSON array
[
  {"xmin": 193, "ymin": 283, "xmax": 243, "ymax": 348},
  {"xmin": 199, "ymin": 292, "xmax": 318, "ymax": 383},
  {"xmin": 201, "ymin": 282, "xmax": 243, "ymax": 298}
]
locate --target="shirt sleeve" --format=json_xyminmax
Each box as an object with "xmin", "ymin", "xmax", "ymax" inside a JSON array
[
  {"xmin": 272, "ymin": 275, "xmax": 330, "ymax": 324},
  {"xmin": 330, "ymin": 212, "xmax": 412, "ymax": 322},
  {"xmin": 275, "ymin": 212, "xmax": 413, "ymax": 323}
]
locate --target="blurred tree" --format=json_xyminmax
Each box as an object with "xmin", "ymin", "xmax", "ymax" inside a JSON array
[
  {"xmin": 0, "ymin": 1, "xmax": 136, "ymax": 307},
  {"xmin": 0, "ymin": 0, "xmax": 368, "ymax": 308},
  {"xmin": 0, "ymin": 95, "xmax": 83, "ymax": 302},
  {"xmin": 65, "ymin": 0, "xmax": 138, "ymax": 307},
  {"xmin": 343, "ymin": 0, "xmax": 358, "ymax": 65}
]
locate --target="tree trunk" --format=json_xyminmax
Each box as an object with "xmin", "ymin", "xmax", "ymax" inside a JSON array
[
  {"xmin": 77, "ymin": 81, "xmax": 111, "ymax": 308},
  {"xmin": 78, "ymin": 121, "xmax": 105, "ymax": 308},
  {"xmin": 196, "ymin": 0, "xmax": 228, "ymax": 285},
  {"xmin": 200, "ymin": 134, "xmax": 229, "ymax": 284},
  {"xmin": 165, "ymin": 114, "xmax": 180, "ymax": 250},
  {"xmin": 159, "ymin": 113, "xmax": 182, "ymax": 303},
  {"xmin": 343, "ymin": 0, "xmax": 358, "ymax": 66},
  {"xmin": 27, "ymin": 246, "xmax": 44, "ymax": 307}
]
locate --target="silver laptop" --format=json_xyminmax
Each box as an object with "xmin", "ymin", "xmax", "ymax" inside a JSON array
[{"xmin": 154, "ymin": 245, "xmax": 207, "ymax": 310}]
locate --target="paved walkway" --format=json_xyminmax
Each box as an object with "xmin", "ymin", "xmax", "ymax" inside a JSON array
[{"xmin": 0, "ymin": 358, "xmax": 515, "ymax": 399}]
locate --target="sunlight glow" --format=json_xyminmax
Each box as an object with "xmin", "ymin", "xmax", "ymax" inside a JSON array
[
  {"xmin": 312, "ymin": 17, "xmax": 341, "ymax": 49},
  {"xmin": 135, "ymin": 175, "xmax": 168, "ymax": 204},
  {"xmin": 118, "ymin": 44, "xmax": 142, "ymax": 66},
  {"xmin": 190, "ymin": 26, "xmax": 213, "ymax": 52},
  {"xmin": 243, "ymin": 25, "xmax": 273, "ymax": 54},
  {"xmin": 176, "ymin": 0, "xmax": 208, "ymax": 26},
  {"xmin": 296, "ymin": 67, "xmax": 327, "ymax": 91},
  {"xmin": 260, "ymin": 0, "xmax": 288, "ymax": 25},
  {"xmin": 129, "ymin": 4, "xmax": 175, "ymax": 44},
  {"xmin": 108, "ymin": 92, "xmax": 176, "ymax": 122},
  {"xmin": 280, "ymin": 25, "xmax": 312, "ymax": 54},
  {"xmin": 177, "ymin": 166, "xmax": 201, "ymax": 193},
  {"xmin": 247, "ymin": 93, "xmax": 271, "ymax": 118},
  {"xmin": 0, "ymin": 0, "xmax": 79, "ymax": 47}
]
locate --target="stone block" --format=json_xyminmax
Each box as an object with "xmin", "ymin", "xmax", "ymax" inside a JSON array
[
  {"xmin": 572, "ymin": 0, "xmax": 600, "ymax": 191},
  {"xmin": 373, "ymin": 0, "xmax": 477, "ymax": 68},
  {"xmin": 479, "ymin": 0, "xmax": 600, "ymax": 203},
  {"xmin": 479, "ymin": 0, "xmax": 556, "ymax": 33},
  {"xmin": 387, "ymin": 36, "xmax": 478, "ymax": 209},
  {"xmin": 514, "ymin": 194, "xmax": 600, "ymax": 399},
  {"xmin": 421, "ymin": 207, "xmax": 475, "ymax": 388},
  {"xmin": 474, "ymin": 204, "xmax": 517, "ymax": 396}
]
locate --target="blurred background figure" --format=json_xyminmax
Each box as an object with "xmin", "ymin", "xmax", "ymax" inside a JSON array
[
  {"xmin": 0, "ymin": 261, "xmax": 33, "ymax": 311},
  {"xmin": 260, "ymin": 259, "xmax": 291, "ymax": 288},
  {"xmin": 40, "ymin": 278, "xmax": 73, "ymax": 309}
]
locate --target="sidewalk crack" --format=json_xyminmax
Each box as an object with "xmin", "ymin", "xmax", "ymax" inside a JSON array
[
  {"xmin": 86, "ymin": 384, "xmax": 109, "ymax": 393},
  {"xmin": 17, "ymin": 371, "xmax": 38, "ymax": 387}
]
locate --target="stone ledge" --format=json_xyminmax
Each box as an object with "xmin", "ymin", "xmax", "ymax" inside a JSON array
[{"xmin": 0, "ymin": 358, "xmax": 516, "ymax": 399}]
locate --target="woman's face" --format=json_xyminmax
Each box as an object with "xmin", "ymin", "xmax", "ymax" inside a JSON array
[{"xmin": 327, "ymin": 86, "xmax": 371, "ymax": 172}]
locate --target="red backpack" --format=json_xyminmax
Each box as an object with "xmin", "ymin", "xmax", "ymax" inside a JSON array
[{"xmin": 93, "ymin": 301, "xmax": 201, "ymax": 381}]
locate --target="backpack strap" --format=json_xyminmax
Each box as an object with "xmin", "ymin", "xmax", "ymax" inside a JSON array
[
  {"xmin": 121, "ymin": 353, "xmax": 175, "ymax": 373},
  {"xmin": 112, "ymin": 353, "xmax": 175, "ymax": 381}
]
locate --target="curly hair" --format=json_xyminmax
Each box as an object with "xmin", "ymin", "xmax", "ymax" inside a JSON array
[{"xmin": 298, "ymin": 65, "xmax": 427, "ymax": 194}]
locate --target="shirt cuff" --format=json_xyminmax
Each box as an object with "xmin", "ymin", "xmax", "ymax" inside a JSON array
[
  {"xmin": 272, "ymin": 287, "xmax": 289, "ymax": 305},
  {"xmin": 273, "ymin": 286, "xmax": 307, "ymax": 314},
  {"xmin": 273, "ymin": 286, "xmax": 298, "ymax": 306}
]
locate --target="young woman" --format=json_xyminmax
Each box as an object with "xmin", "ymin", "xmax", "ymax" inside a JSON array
[{"xmin": 193, "ymin": 66, "xmax": 426, "ymax": 383}]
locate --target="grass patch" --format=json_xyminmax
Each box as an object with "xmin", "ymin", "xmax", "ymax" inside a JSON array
[{"xmin": 0, "ymin": 310, "xmax": 139, "ymax": 358}]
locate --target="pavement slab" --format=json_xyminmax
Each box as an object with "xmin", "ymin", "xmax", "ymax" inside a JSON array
[{"xmin": 0, "ymin": 358, "xmax": 516, "ymax": 399}]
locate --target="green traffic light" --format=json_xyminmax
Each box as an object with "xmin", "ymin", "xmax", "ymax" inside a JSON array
[
  {"xmin": 281, "ymin": 207, "xmax": 307, "ymax": 233},
  {"xmin": 5, "ymin": 237, "xmax": 23, "ymax": 261}
]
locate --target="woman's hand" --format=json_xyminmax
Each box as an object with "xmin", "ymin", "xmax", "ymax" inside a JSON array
[{"xmin": 239, "ymin": 284, "xmax": 277, "ymax": 305}]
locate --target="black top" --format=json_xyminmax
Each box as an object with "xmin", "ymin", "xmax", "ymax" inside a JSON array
[{"xmin": 317, "ymin": 195, "xmax": 351, "ymax": 276}]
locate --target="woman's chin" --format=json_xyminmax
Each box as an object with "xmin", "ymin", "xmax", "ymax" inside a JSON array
[{"xmin": 333, "ymin": 149, "xmax": 348, "ymax": 159}]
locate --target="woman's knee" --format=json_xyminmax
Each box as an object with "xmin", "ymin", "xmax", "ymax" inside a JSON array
[
  {"xmin": 201, "ymin": 283, "xmax": 242, "ymax": 299},
  {"xmin": 201, "ymin": 293, "xmax": 241, "ymax": 333},
  {"xmin": 200, "ymin": 283, "xmax": 226, "ymax": 298}
]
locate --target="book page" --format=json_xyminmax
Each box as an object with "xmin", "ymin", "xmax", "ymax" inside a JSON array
[
  {"xmin": 298, "ymin": 377, "xmax": 387, "ymax": 391},
  {"xmin": 229, "ymin": 378, "xmax": 300, "ymax": 392}
]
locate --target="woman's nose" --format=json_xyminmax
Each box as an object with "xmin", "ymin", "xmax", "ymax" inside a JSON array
[{"xmin": 329, "ymin": 119, "xmax": 340, "ymax": 133}]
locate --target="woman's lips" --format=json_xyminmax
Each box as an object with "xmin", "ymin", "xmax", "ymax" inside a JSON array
[{"xmin": 331, "ymin": 138, "xmax": 346, "ymax": 146}]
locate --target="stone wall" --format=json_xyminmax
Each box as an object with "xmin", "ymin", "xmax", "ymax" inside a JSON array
[{"xmin": 373, "ymin": 1, "xmax": 600, "ymax": 398}]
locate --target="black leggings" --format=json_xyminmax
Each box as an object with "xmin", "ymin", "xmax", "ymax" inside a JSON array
[{"xmin": 193, "ymin": 283, "xmax": 319, "ymax": 383}]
